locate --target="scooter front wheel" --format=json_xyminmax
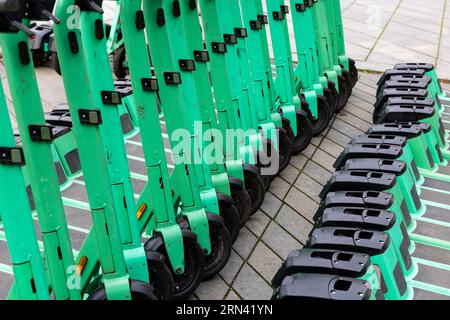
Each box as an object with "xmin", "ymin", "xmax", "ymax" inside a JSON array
[
  {"xmin": 349, "ymin": 59, "xmax": 359, "ymax": 87},
  {"xmin": 336, "ymin": 76, "xmax": 351, "ymax": 112},
  {"xmin": 171, "ymin": 231, "xmax": 205, "ymax": 300},
  {"xmin": 218, "ymin": 194, "xmax": 242, "ymax": 242},
  {"xmin": 146, "ymin": 251, "xmax": 175, "ymax": 300},
  {"xmin": 311, "ymin": 96, "xmax": 332, "ymax": 136},
  {"xmin": 326, "ymin": 80, "xmax": 339, "ymax": 113},
  {"xmin": 244, "ymin": 165, "xmax": 266, "ymax": 215},
  {"xmin": 292, "ymin": 111, "xmax": 313, "ymax": 155},
  {"xmin": 281, "ymin": 116, "xmax": 295, "ymax": 141},
  {"xmin": 277, "ymin": 127, "xmax": 293, "ymax": 173},
  {"xmin": 341, "ymin": 69, "xmax": 354, "ymax": 97},
  {"xmin": 203, "ymin": 215, "xmax": 232, "ymax": 279},
  {"xmin": 87, "ymin": 280, "xmax": 157, "ymax": 300},
  {"xmin": 230, "ymin": 181, "xmax": 251, "ymax": 227}
]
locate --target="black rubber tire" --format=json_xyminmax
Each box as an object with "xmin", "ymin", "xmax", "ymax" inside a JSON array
[
  {"xmin": 292, "ymin": 112, "xmax": 313, "ymax": 155},
  {"xmin": 146, "ymin": 252, "xmax": 175, "ymax": 300},
  {"xmin": 282, "ymin": 116, "xmax": 295, "ymax": 142},
  {"xmin": 52, "ymin": 52, "xmax": 61, "ymax": 76},
  {"xmin": 323, "ymin": 87, "xmax": 336, "ymax": 115},
  {"xmin": 336, "ymin": 75, "xmax": 350, "ymax": 112},
  {"xmin": 218, "ymin": 198, "xmax": 241, "ymax": 242},
  {"xmin": 230, "ymin": 183, "xmax": 251, "ymax": 227},
  {"xmin": 244, "ymin": 167, "xmax": 266, "ymax": 215},
  {"xmin": 113, "ymin": 46, "xmax": 128, "ymax": 79},
  {"xmin": 88, "ymin": 280, "xmax": 157, "ymax": 300},
  {"xmin": 349, "ymin": 60, "xmax": 358, "ymax": 87},
  {"xmin": 311, "ymin": 97, "xmax": 332, "ymax": 136},
  {"xmin": 341, "ymin": 69, "xmax": 354, "ymax": 97},
  {"xmin": 170, "ymin": 234, "xmax": 205, "ymax": 300},
  {"xmin": 326, "ymin": 80, "xmax": 339, "ymax": 113},
  {"xmin": 277, "ymin": 127, "xmax": 293, "ymax": 173},
  {"xmin": 203, "ymin": 218, "xmax": 232, "ymax": 280}
]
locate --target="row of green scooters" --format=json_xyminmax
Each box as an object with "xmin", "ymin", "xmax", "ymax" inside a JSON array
[{"xmin": 0, "ymin": 0, "xmax": 357, "ymax": 300}]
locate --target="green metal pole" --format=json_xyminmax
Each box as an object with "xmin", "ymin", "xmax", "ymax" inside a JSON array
[{"xmin": 0, "ymin": 81, "xmax": 50, "ymax": 300}]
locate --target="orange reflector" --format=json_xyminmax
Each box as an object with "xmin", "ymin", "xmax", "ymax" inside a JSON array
[
  {"xmin": 294, "ymin": 76, "xmax": 298, "ymax": 81},
  {"xmin": 137, "ymin": 203, "xmax": 148, "ymax": 220},
  {"xmin": 76, "ymin": 256, "xmax": 88, "ymax": 275}
]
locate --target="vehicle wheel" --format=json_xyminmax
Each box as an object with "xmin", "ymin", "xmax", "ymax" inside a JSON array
[
  {"xmin": 230, "ymin": 181, "xmax": 251, "ymax": 227},
  {"xmin": 326, "ymin": 80, "xmax": 339, "ymax": 113},
  {"xmin": 171, "ymin": 232, "xmax": 205, "ymax": 300},
  {"xmin": 88, "ymin": 280, "xmax": 157, "ymax": 300},
  {"xmin": 341, "ymin": 69, "xmax": 354, "ymax": 96},
  {"xmin": 292, "ymin": 111, "xmax": 313, "ymax": 155},
  {"xmin": 349, "ymin": 59, "xmax": 358, "ymax": 87},
  {"xmin": 277, "ymin": 127, "xmax": 293, "ymax": 173},
  {"xmin": 203, "ymin": 216, "xmax": 232, "ymax": 279},
  {"xmin": 281, "ymin": 116, "xmax": 295, "ymax": 141},
  {"xmin": 146, "ymin": 251, "xmax": 175, "ymax": 300},
  {"xmin": 244, "ymin": 166, "xmax": 266, "ymax": 215},
  {"xmin": 113, "ymin": 46, "xmax": 128, "ymax": 79},
  {"xmin": 218, "ymin": 195, "xmax": 241, "ymax": 242},
  {"xmin": 311, "ymin": 96, "xmax": 332, "ymax": 136},
  {"xmin": 336, "ymin": 75, "xmax": 350, "ymax": 112}
]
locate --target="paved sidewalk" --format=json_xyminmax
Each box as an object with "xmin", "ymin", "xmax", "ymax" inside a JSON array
[{"xmin": 341, "ymin": 0, "xmax": 450, "ymax": 79}]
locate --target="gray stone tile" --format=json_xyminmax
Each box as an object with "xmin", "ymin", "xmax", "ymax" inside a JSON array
[
  {"xmin": 275, "ymin": 205, "xmax": 314, "ymax": 244},
  {"xmin": 248, "ymin": 242, "xmax": 283, "ymax": 283},
  {"xmin": 260, "ymin": 192, "xmax": 283, "ymax": 218},
  {"xmin": 279, "ymin": 164, "xmax": 300, "ymax": 184},
  {"xmin": 326, "ymin": 128, "xmax": 352, "ymax": 148},
  {"xmin": 311, "ymin": 136, "xmax": 323, "ymax": 147},
  {"xmin": 195, "ymin": 276, "xmax": 229, "ymax": 300},
  {"xmin": 269, "ymin": 176, "xmax": 291, "ymax": 200},
  {"xmin": 232, "ymin": 227, "xmax": 258, "ymax": 260},
  {"xmin": 232, "ymin": 263, "xmax": 273, "ymax": 300},
  {"xmin": 246, "ymin": 211, "xmax": 271, "ymax": 237},
  {"xmin": 320, "ymin": 138, "xmax": 345, "ymax": 158},
  {"xmin": 262, "ymin": 222, "xmax": 302, "ymax": 260},
  {"xmin": 344, "ymin": 103, "xmax": 374, "ymax": 123},
  {"xmin": 225, "ymin": 290, "xmax": 242, "ymax": 300},
  {"xmin": 284, "ymin": 187, "xmax": 320, "ymax": 223},
  {"xmin": 290, "ymin": 154, "xmax": 308, "ymax": 171},
  {"xmin": 332, "ymin": 118, "xmax": 365, "ymax": 138},
  {"xmin": 336, "ymin": 112, "xmax": 371, "ymax": 133},
  {"xmin": 303, "ymin": 160, "xmax": 333, "ymax": 186},
  {"xmin": 301, "ymin": 143, "xmax": 317, "ymax": 159},
  {"xmin": 295, "ymin": 173, "xmax": 324, "ymax": 204},
  {"xmin": 220, "ymin": 250, "xmax": 244, "ymax": 285},
  {"xmin": 312, "ymin": 149, "xmax": 337, "ymax": 172}
]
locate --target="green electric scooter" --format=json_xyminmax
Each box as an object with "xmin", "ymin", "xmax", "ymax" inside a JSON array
[
  {"xmin": 309, "ymin": 0, "xmax": 352, "ymax": 110},
  {"xmin": 329, "ymin": 0, "xmax": 358, "ymax": 86},
  {"xmin": 165, "ymin": 0, "xmax": 253, "ymax": 228},
  {"xmin": 0, "ymin": 0, "xmax": 80, "ymax": 300},
  {"xmin": 259, "ymin": 0, "xmax": 316, "ymax": 154},
  {"xmin": 241, "ymin": 0, "xmax": 312, "ymax": 168},
  {"xmin": 288, "ymin": 0, "xmax": 338, "ymax": 125},
  {"xmin": 141, "ymin": 0, "xmax": 235, "ymax": 279},
  {"xmin": 196, "ymin": 0, "xmax": 268, "ymax": 210},
  {"xmin": 268, "ymin": 0, "xmax": 334, "ymax": 136},
  {"xmin": 0, "ymin": 78, "xmax": 50, "ymax": 300},
  {"xmin": 55, "ymin": 0, "xmax": 205, "ymax": 300}
]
